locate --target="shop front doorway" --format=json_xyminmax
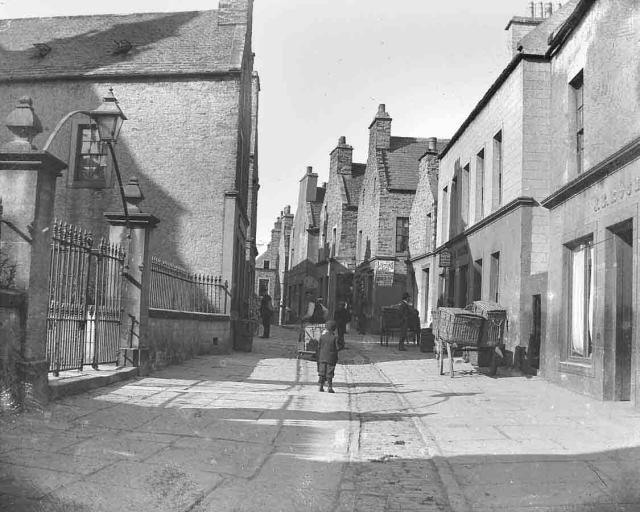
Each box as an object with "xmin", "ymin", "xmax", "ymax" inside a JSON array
[{"xmin": 609, "ymin": 220, "xmax": 633, "ymax": 401}]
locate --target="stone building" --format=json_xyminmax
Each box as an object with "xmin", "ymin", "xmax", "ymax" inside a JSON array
[
  {"xmin": 255, "ymin": 211, "xmax": 284, "ymax": 303},
  {"xmin": 354, "ymin": 104, "xmax": 443, "ymax": 333},
  {"xmin": 317, "ymin": 136, "xmax": 365, "ymax": 315},
  {"xmin": 277, "ymin": 206, "xmax": 294, "ymax": 324},
  {"xmin": 246, "ymin": 72, "xmax": 261, "ymax": 313},
  {"xmin": 286, "ymin": 167, "xmax": 326, "ymax": 321},
  {"xmin": 539, "ymin": 0, "xmax": 640, "ymax": 403},
  {"xmin": 433, "ymin": 3, "xmax": 575, "ymax": 367},
  {"xmin": 0, "ymin": 0, "xmax": 258, "ymax": 324},
  {"xmin": 407, "ymin": 139, "xmax": 444, "ymax": 327}
]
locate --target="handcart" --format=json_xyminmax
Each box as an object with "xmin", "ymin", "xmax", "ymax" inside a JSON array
[
  {"xmin": 432, "ymin": 307, "xmax": 485, "ymax": 377},
  {"xmin": 297, "ymin": 322, "xmax": 325, "ymax": 359},
  {"xmin": 380, "ymin": 306, "xmax": 420, "ymax": 347},
  {"xmin": 466, "ymin": 301, "xmax": 507, "ymax": 376}
]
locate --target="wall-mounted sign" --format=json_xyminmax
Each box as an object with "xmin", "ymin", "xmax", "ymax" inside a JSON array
[
  {"xmin": 439, "ymin": 249, "xmax": 451, "ymax": 268},
  {"xmin": 375, "ymin": 260, "xmax": 394, "ymax": 287}
]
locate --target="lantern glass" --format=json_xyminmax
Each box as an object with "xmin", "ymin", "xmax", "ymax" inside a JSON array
[{"xmin": 90, "ymin": 88, "xmax": 127, "ymax": 143}]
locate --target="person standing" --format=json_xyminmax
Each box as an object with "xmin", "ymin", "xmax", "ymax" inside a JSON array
[
  {"xmin": 397, "ymin": 292, "xmax": 411, "ymax": 351},
  {"xmin": 260, "ymin": 293, "xmax": 273, "ymax": 338},
  {"xmin": 317, "ymin": 320, "xmax": 339, "ymax": 393},
  {"xmin": 334, "ymin": 301, "xmax": 351, "ymax": 350}
]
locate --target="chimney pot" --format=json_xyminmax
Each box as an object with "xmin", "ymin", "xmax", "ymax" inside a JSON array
[
  {"xmin": 529, "ymin": 1, "xmax": 535, "ymax": 17},
  {"xmin": 427, "ymin": 137, "xmax": 438, "ymax": 153},
  {"xmin": 306, "ymin": 166, "xmax": 313, "ymax": 174},
  {"xmin": 377, "ymin": 104, "xmax": 386, "ymax": 114},
  {"xmin": 537, "ymin": 2, "xmax": 544, "ymax": 18},
  {"xmin": 338, "ymin": 135, "xmax": 346, "ymax": 145}
]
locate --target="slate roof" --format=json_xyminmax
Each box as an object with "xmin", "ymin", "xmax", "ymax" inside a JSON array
[
  {"xmin": 386, "ymin": 137, "xmax": 449, "ymax": 191},
  {"xmin": 0, "ymin": 7, "xmax": 249, "ymax": 81}
]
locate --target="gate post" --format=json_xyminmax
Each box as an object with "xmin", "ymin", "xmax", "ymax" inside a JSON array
[
  {"xmin": 0, "ymin": 97, "xmax": 67, "ymax": 407},
  {"xmin": 104, "ymin": 177, "xmax": 159, "ymax": 374}
]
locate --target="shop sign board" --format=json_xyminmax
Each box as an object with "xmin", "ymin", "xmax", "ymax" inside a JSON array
[{"xmin": 439, "ymin": 249, "xmax": 451, "ymax": 268}]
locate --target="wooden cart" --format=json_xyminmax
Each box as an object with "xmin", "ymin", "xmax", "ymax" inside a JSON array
[
  {"xmin": 432, "ymin": 308, "xmax": 485, "ymax": 377},
  {"xmin": 297, "ymin": 322, "xmax": 325, "ymax": 359},
  {"xmin": 379, "ymin": 305, "xmax": 420, "ymax": 347}
]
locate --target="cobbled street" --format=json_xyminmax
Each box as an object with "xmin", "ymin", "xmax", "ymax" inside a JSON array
[{"xmin": 2, "ymin": 327, "xmax": 640, "ymax": 512}]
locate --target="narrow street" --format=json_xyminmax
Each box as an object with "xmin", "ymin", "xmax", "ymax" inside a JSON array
[{"xmin": 2, "ymin": 327, "xmax": 640, "ymax": 512}]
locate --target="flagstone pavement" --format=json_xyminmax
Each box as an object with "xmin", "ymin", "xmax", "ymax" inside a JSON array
[{"xmin": 2, "ymin": 326, "xmax": 640, "ymax": 511}]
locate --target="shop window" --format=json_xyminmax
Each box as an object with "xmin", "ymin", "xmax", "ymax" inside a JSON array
[
  {"xmin": 395, "ymin": 217, "xmax": 409, "ymax": 253},
  {"xmin": 566, "ymin": 237, "xmax": 594, "ymax": 359},
  {"xmin": 69, "ymin": 123, "xmax": 108, "ymax": 188}
]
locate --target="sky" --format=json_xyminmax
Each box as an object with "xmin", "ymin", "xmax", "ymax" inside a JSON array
[{"xmin": 0, "ymin": 0, "xmax": 529, "ymax": 253}]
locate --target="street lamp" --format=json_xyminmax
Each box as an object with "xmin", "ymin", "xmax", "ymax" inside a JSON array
[{"xmin": 42, "ymin": 88, "xmax": 130, "ymax": 221}]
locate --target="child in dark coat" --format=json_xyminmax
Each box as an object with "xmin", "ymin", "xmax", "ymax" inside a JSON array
[{"xmin": 317, "ymin": 320, "xmax": 339, "ymax": 393}]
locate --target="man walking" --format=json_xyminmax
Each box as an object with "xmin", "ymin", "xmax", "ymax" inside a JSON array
[
  {"xmin": 334, "ymin": 301, "xmax": 351, "ymax": 350},
  {"xmin": 397, "ymin": 292, "xmax": 411, "ymax": 351},
  {"xmin": 260, "ymin": 293, "xmax": 273, "ymax": 338}
]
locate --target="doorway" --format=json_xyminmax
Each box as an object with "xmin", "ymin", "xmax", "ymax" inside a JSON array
[{"xmin": 609, "ymin": 220, "xmax": 633, "ymax": 401}]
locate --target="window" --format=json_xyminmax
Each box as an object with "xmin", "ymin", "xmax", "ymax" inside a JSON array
[
  {"xmin": 357, "ymin": 230, "xmax": 363, "ymax": 261},
  {"xmin": 490, "ymin": 251, "xmax": 500, "ymax": 303},
  {"xmin": 473, "ymin": 258, "xmax": 483, "ymax": 301},
  {"xmin": 258, "ymin": 279, "xmax": 269, "ymax": 297},
  {"xmin": 263, "ymin": 260, "xmax": 270, "ymax": 269},
  {"xmin": 396, "ymin": 217, "xmax": 409, "ymax": 253},
  {"xmin": 567, "ymin": 238, "xmax": 594, "ymax": 359},
  {"xmin": 475, "ymin": 149, "xmax": 485, "ymax": 221},
  {"xmin": 492, "ymin": 131, "xmax": 503, "ymax": 210},
  {"xmin": 426, "ymin": 212, "xmax": 432, "ymax": 250},
  {"xmin": 570, "ymin": 71, "xmax": 584, "ymax": 174},
  {"xmin": 441, "ymin": 186, "xmax": 449, "ymax": 242},
  {"xmin": 423, "ymin": 268, "xmax": 430, "ymax": 319},
  {"xmin": 332, "ymin": 227, "xmax": 337, "ymax": 257},
  {"xmin": 70, "ymin": 124, "xmax": 107, "ymax": 187},
  {"xmin": 461, "ymin": 163, "xmax": 470, "ymax": 228}
]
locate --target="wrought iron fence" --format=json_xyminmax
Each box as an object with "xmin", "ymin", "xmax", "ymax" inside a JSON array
[
  {"xmin": 46, "ymin": 220, "xmax": 126, "ymax": 375},
  {"xmin": 149, "ymin": 257, "xmax": 229, "ymax": 314}
]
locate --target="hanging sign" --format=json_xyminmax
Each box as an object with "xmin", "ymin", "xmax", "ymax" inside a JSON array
[{"xmin": 439, "ymin": 249, "xmax": 451, "ymax": 268}]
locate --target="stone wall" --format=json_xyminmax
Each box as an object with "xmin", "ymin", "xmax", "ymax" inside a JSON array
[{"xmin": 148, "ymin": 309, "xmax": 232, "ymax": 369}]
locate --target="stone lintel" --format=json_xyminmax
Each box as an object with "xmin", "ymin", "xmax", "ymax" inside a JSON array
[
  {"xmin": 104, "ymin": 211, "xmax": 160, "ymax": 228},
  {"xmin": 0, "ymin": 151, "xmax": 67, "ymax": 174}
]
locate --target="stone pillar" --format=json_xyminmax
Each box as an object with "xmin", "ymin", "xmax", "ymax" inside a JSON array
[
  {"xmin": 104, "ymin": 177, "xmax": 159, "ymax": 374},
  {"xmin": 0, "ymin": 97, "xmax": 67, "ymax": 407}
]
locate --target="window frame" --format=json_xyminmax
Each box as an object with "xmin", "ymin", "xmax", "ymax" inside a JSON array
[
  {"xmin": 570, "ymin": 70, "xmax": 585, "ymax": 174},
  {"xmin": 395, "ymin": 217, "xmax": 410, "ymax": 253},
  {"xmin": 565, "ymin": 235, "xmax": 594, "ymax": 362},
  {"xmin": 68, "ymin": 121, "xmax": 111, "ymax": 189}
]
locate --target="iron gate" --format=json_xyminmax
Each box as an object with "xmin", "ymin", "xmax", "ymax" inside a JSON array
[{"xmin": 46, "ymin": 220, "xmax": 126, "ymax": 375}]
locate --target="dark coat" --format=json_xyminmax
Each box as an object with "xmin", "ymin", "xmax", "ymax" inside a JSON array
[
  {"xmin": 334, "ymin": 307, "xmax": 351, "ymax": 327},
  {"xmin": 317, "ymin": 331, "xmax": 339, "ymax": 364}
]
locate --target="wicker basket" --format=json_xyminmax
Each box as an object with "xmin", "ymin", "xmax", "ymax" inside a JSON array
[
  {"xmin": 466, "ymin": 301, "xmax": 506, "ymax": 347},
  {"xmin": 435, "ymin": 307, "xmax": 484, "ymax": 346}
]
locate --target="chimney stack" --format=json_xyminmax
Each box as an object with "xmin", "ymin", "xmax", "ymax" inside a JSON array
[
  {"xmin": 299, "ymin": 166, "xmax": 318, "ymax": 203},
  {"xmin": 426, "ymin": 137, "xmax": 438, "ymax": 154},
  {"xmin": 368, "ymin": 103, "xmax": 392, "ymax": 150},
  {"xmin": 331, "ymin": 135, "xmax": 353, "ymax": 175}
]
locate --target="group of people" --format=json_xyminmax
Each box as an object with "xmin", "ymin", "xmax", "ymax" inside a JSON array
[{"xmin": 258, "ymin": 291, "xmax": 416, "ymax": 394}]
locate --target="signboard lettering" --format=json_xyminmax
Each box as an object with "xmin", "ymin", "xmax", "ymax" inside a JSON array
[{"xmin": 439, "ymin": 249, "xmax": 451, "ymax": 268}]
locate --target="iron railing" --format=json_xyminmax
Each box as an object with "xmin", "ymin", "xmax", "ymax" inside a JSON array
[
  {"xmin": 149, "ymin": 257, "xmax": 229, "ymax": 314},
  {"xmin": 46, "ymin": 220, "xmax": 126, "ymax": 375}
]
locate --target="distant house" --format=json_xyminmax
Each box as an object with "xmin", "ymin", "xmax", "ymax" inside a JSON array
[
  {"xmin": 354, "ymin": 104, "xmax": 444, "ymax": 333},
  {"xmin": 317, "ymin": 136, "xmax": 365, "ymax": 315},
  {"xmin": 287, "ymin": 167, "xmax": 326, "ymax": 321},
  {"xmin": 407, "ymin": 139, "xmax": 442, "ymax": 327},
  {"xmin": 0, "ymin": 0, "xmax": 258, "ymax": 328}
]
